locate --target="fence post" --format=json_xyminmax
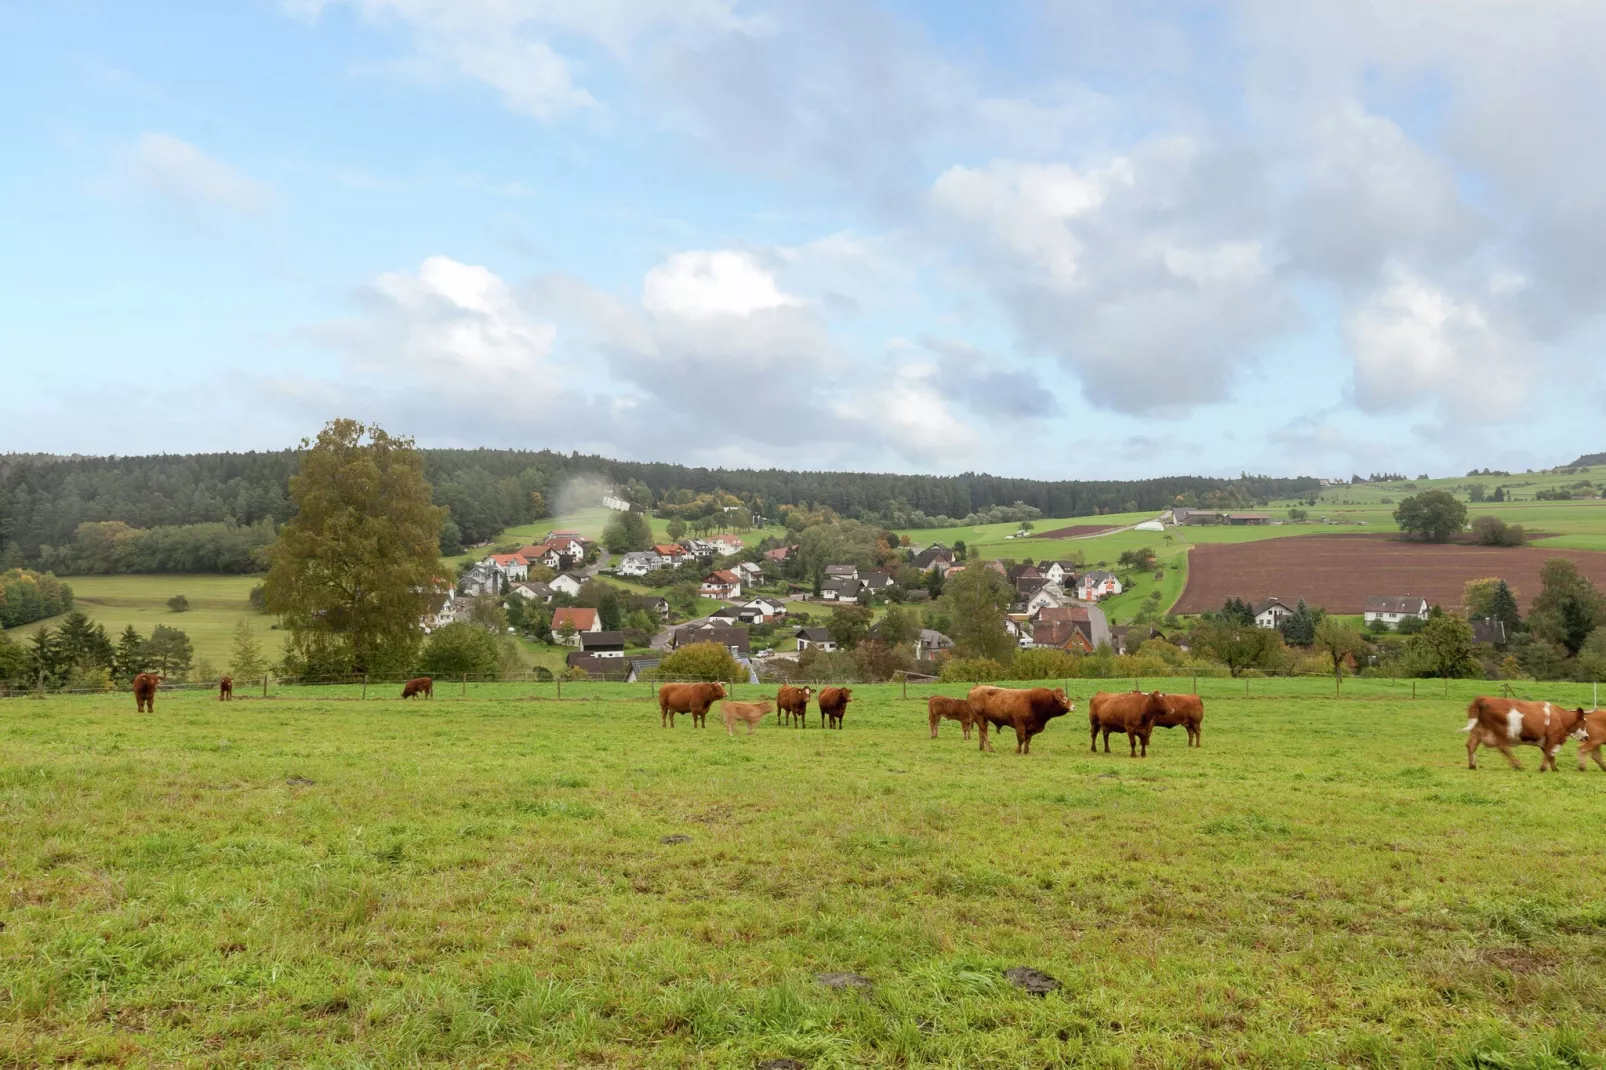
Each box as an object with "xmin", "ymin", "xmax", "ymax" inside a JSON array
[
  {"xmin": 1245, "ymin": 677, "xmax": 1249, "ymax": 698},
  {"xmin": 1335, "ymin": 672, "xmax": 1341, "ymax": 699},
  {"xmin": 262, "ymin": 674, "xmax": 268, "ymax": 698},
  {"xmin": 1191, "ymin": 673, "xmax": 1197, "ymax": 696},
  {"xmin": 1412, "ymin": 680, "xmax": 1416, "ymax": 700},
  {"xmin": 461, "ymin": 673, "xmax": 467, "ymax": 698},
  {"xmin": 556, "ymin": 678, "xmax": 562, "ymax": 700},
  {"xmin": 902, "ymin": 673, "xmax": 907, "ymax": 700},
  {"xmin": 1135, "ymin": 677, "xmax": 1140, "ymax": 693},
  {"xmin": 362, "ymin": 674, "xmax": 368, "ymax": 701}
]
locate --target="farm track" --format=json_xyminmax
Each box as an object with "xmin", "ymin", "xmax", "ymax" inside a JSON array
[{"xmin": 1175, "ymin": 533, "xmax": 1606, "ymax": 613}]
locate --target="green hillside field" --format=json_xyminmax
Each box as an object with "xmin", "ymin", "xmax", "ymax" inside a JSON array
[{"xmin": 3, "ymin": 681, "xmax": 1604, "ymax": 1066}]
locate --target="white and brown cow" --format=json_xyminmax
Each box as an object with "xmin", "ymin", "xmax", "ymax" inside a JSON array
[{"xmin": 1462, "ymin": 696, "xmax": 1589, "ymax": 772}]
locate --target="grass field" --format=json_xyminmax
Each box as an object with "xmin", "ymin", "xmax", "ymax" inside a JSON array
[
  {"xmin": 4, "ymin": 682, "xmax": 1606, "ymax": 1067},
  {"xmin": 2, "ymin": 574, "xmax": 280, "ymax": 669}
]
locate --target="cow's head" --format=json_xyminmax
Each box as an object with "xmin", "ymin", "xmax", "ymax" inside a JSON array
[
  {"xmin": 1142, "ymin": 690, "xmax": 1169, "ymax": 724},
  {"xmin": 1572, "ymin": 707, "xmax": 1591, "ymax": 741},
  {"xmin": 712, "ymin": 682, "xmax": 729, "ymax": 699},
  {"xmin": 839, "ymin": 688, "xmax": 853, "ymax": 703},
  {"xmin": 802, "ymin": 686, "xmax": 814, "ymax": 699}
]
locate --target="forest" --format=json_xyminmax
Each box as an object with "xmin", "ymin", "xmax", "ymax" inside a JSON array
[{"xmin": 0, "ymin": 448, "xmax": 1321, "ymax": 568}]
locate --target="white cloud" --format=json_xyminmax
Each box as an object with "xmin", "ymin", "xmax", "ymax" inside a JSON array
[
  {"xmin": 642, "ymin": 250, "xmax": 803, "ymax": 319},
  {"xmin": 123, "ymin": 133, "xmax": 274, "ymax": 215},
  {"xmin": 366, "ymin": 256, "xmax": 557, "ymax": 377},
  {"xmin": 833, "ymin": 364, "xmax": 979, "ymax": 459},
  {"xmin": 1346, "ymin": 268, "xmax": 1529, "ymax": 412}
]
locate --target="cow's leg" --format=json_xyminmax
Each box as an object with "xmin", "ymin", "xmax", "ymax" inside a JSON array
[
  {"xmin": 978, "ymin": 721, "xmax": 991, "ymax": 752},
  {"xmin": 1466, "ymin": 730, "xmax": 1481, "ymax": 769},
  {"xmin": 962, "ymin": 720, "xmax": 972, "ymax": 741},
  {"xmin": 1494, "ymin": 739, "xmax": 1522, "ymax": 770},
  {"xmin": 930, "ymin": 710, "xmax": 940, "ymax": 739},
  {"xmin": 1090, "ymin": 722, "xmax": 1099, "ymax": 753},
  {"xmin": 1102, "ymin": 727, "xmax": 1113, "ymax": 754},
  {"xmin": 1591, "ymin": 745, "xmax": 1606, "ymax": 771}
]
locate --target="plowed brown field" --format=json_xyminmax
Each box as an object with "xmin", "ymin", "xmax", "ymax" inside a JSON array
[
  {"xmin": 1029, "ymin": 525, "xmax": 1118, "ymax": 539},
  {"xmin": 1174, "ymin": 534, "xmax": 1606, "ymax": 613}
]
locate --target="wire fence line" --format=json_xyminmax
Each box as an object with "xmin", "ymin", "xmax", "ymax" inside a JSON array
[{"xmin": 5, "ymin": 669, "xmax": 1604, "ymax": 708}]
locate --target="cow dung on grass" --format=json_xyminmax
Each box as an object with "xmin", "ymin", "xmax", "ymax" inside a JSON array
[
  {"xmin": 816, "ymin": 972, "xmax": 872, "ymax": 990},
  {"xmin": 660, "ymin": 834, "xmax": 692, "ymax": 844},
  {"xmin": 1004, "ymin": 966, "xmax": 1061, "ymax": 995},
  {"xmin": 756, "ymin": 1061, "xmax": 805, "ymax": 1070}
]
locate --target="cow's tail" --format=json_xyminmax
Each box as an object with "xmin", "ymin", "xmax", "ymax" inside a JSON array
[{"xmin": 1461, "ymin": 698, "xmax": 1483, "ymax": 733}]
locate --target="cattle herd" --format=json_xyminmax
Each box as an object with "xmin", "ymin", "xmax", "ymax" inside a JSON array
[{"xmin": 112, "ymin": 674, "xmax": 1606, "ymax": 772}]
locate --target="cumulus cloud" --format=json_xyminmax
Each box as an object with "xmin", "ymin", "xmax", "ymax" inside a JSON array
[
  {"xmin": 642, "ymin": 250, "xmax": 803, "ymax": 318},
  {"xmin": 918, "ymin": 339, "xmax": 1064, "ymax": 420},
  {"xmin": 121, "ymin": 133, "xmax": 275, "ymax": 215}
]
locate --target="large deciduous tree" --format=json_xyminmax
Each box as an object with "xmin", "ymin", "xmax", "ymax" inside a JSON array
[
  {"xmin": 265, "ymin": 420, "xmax": 445, "ymax": 677},
  {"xmin": 1393, "ymin": 490, "xmax": 1468, "ymax": 543},
  {"xmin": 941, "ymin": 566, "xmax": 1015, "ymax": 663},
  {"xmin": 602, "ymin": 510, "xmax": 652, "ymax": 554},
  {"xmin": 1528, "ymin": 557, "xmax": 1606, "ymax": 656},
  {"xmin": 1407, "ymin": 613, "xmax": 1478, "ymax": 678}
]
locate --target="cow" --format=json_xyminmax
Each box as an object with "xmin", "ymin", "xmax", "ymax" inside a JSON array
[
  {"xmin": 1462, "ymin": 696, "xmax": 1589, "ymax": 772},
  {"xmin": 219, "ymin": 675, "xmax": 233, "ymax": 702},
  {"xmin": 818, "ymin": 687, "xmax": 853, "ymax": 729},
  {"xmin": 968, "ymin": 685, "xmax": 1074, "ymax": 754},
  {"xmin": 777, "ymin": 685, "xmax": 813, "ymax": 727},
  {"xmin": 132, "ymin": 672, "xmax": 161, "ymax": 713},
  {"xmin": 722, "ymin": 698, "xmax": 772, "ymax": 736},
  {"xmin": 401, "ymin": 676, "xmax": 434, "ymax": 700},
  {"xmin": 1151, "ymin": 691, "xmax": 1204, "ymax": 747},
  {"xmin": 928, "ymin": 695, "xmax": 977, "ymax": 740},
  {"xmin": 1575, "ymin": 708, "xmax": 1606, "ymax": 772},
  {"xmin": 660, "ymin": 682, "xmax": 728, "ymax": 728},
  {"xmin": 1089, "ymin": 691, "xmax": 1169, "ymax": 758}
]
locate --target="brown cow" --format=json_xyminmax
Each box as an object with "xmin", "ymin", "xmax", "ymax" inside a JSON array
[
  {"xmin": 1151, "ymin": 691, "xmax": 1204, "ymax": 747},
  {"xmin": 818, "ymin": 687, "xmax": 853, "ymax": 729},
  {"xmin": 1463, "ymin": 696, "xmax": 1589, "ymax": 772},
  {"xmin": 968, "ymin": 685, "xmax": 1074, "ymax": 754},
  {"xmin": 722, "ymin": 698, "xmax": 772, "ymax": 736},
  {"xmin": 1575, "ymin": 708, "xmax": 1606, "ymax": 772},
  {"xmin": 401, "ymin": 676, "xmax": 434, "ymax": 700},
  {"xmin": 132, "ymin": 672, "xmax": 161, "ymax": 713},
  {"xmin": 219, "ymin": 675, "xmax": 233, "ymax": 702},
  {"xmin": 777, "ymin": 685, "xmax": 813, "ymax": 727},
  {"xmin": 660, "ymin": 682, "xmax": 728, "ymax": 728},
  {"xmin": 928, "ymin": 695, "xmax": 976, "ymax": 740},
  {"xmin": 1089, "ymin": 691, "xmax": 1169, "ymax": 757}
]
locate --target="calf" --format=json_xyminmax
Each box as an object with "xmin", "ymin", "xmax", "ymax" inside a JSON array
[
  {"xmin": 818, "ymin": 687, "xmax": 853, "ymax": 729},
  {"xmin": 721, "ymin": 698, "xmax": 772, "ymax": 736},
  {"xmin": 659, "ymin": 682, "xmax": 728, "ymax": 728},
  {"xmin": 1151, "ymin": 691, "xmax": 1203, "ymax": 747},
  {"xmin": 1463, "ymin": 696, "xmax": 1589, "ymax": 772},
  {"xmin": 1089, "ymin": 691, "xmax": 1169, "ymax": 758},
  {"xmin": 1575, "ymin": 708, "xmax": 1606, "ymax": 772},
  {"xmin": 968, "ymin": 685, "xmax": 1074, "ymax": 754},
  {"xmin": 777, "ymin": 684, "xmax": 813, "ymax": 727},
  {"xmin": 401, "ymin": 676, "xmax": 434, "ymax": 700},
  {"xmin": 219, "ymin": 675, "xmax": 233, "ymax": 702},
  {"xmin": 132, "ymin": 672, "xmax": 160, "ymax": 713},
  {"xmin": 928, "ymin": 695, "xmax": 976, "ymax": 740}
]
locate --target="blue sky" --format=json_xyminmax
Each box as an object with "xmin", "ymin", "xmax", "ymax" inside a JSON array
[{"xmin": 5, "ymin": 0, "xmax": 1606, "ymax": 480}]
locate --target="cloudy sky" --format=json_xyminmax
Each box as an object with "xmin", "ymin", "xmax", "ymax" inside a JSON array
[{"xmin": 5, "ymin": 1, "xmax": 1606, "ymax": 480}]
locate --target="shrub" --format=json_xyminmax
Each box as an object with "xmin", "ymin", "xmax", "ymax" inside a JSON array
[
  {"xmin": 420, "ymin": 622, "xmax": 501, "ymax": 677},
  {"xmin": 1471, "ymin": 515, "xmax": 1526, "ymax": 547},
  {"xmin": 657, "ymin": 641, "xmax": 743, "ymax": 682},
  {"xmin": 939, "ymin": 656, "xmax": 1009, "ymax": 683},
  {"xmin": 167, "ymin": 594, "xmax": 190, "ymax": 613},
  {"xmin": 1010, "ymin": 649, "xmax": 1080, "ymax": 680}
]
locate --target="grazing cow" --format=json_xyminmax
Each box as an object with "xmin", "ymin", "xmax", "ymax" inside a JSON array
[
  {"xmin": 777, "ymin": 685, "xmax": 813, "ymax": 727},
  {"xmin": 1089, "ymin": 691, "xmax": 1169, "ymax": 757},
  {"xmin": 401, "ymin": 676, "xmax": 434, "ymax": 700},
  {"xmin": 968, "ymin": 685, "xmax": 1074, "ymax": 754},
  {"xmin": 818, "ymin": 687, "xmax": 853, "ymax": 729},
  {"xmin": 928, "ymin": 695, "xmax": 977, "ymax": 740},
  {"xmin": 659, "ymin": 682, "xmax": 728, "ymax": 728},
  {"xmin": 1462, "ymin": 696, "xmax": 1589, "ymax": 772},
  {"xmin": 1151, "ymin": 691, "xmax": 1204, "ymax": 747},
  {"xmin": 219, "ymin": 675, "xmax": 233, "ymax": 702},
  {"xmin": 132, "ymin": 672, "xmax": 161, "ymax": 713},
  {"xmin": 722, "ymin": 698, "xmax": 772, "ymax": 736},
  {"xmin": 1575, "ymin": 708, "xmax": 1606, "ymax": 772}
]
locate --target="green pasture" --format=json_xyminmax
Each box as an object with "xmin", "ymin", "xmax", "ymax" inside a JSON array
[
  {"xmin": 2, "ymin": 574, "xmax": 279, "ymax": 669},
  {"xmin": 4, "ymin": 682, "xmax": 1606, "ymax": 1067}
]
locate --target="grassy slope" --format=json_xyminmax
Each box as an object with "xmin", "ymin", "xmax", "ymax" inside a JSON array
[
  {"xmin": 4, "ymin": 682, "xmax": 1605, "ymax": 1067},
  {"xmin": 2, "ymin": 574, "xmax": 281, "ymax": 668}
]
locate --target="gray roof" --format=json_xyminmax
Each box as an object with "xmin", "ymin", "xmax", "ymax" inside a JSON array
[
  {"xmin": 797, "ymin": 627, "xmax": 832, "ymax": 642},
  {"xmin": 581, "ymin": 631, "xmax": 626, "ymax": 649},
  {"xmin": 824, "ymin": 578, "xmax": 862, "ymax": 596},
  {"xmin": 1365, "ymin": 595, "xmax": 1429, "ymax": 613}
]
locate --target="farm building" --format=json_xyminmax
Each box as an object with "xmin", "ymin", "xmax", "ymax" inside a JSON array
[
  {"xmin": 1364, "ymin": 596, "xmax": 1431, "ymax": 626},
  {"xmin": 1227, "ymin": 513, "xmax": 1273, "ymax": 525}
]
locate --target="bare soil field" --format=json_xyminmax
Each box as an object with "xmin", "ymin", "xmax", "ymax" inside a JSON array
[
  {"xmin": 1175, "ymin": 533, "xmax": 1606, "ymax": 613},
  {"xmin": 1029, "ymin": 525, "xmax": 1118, "ymax": 540}
]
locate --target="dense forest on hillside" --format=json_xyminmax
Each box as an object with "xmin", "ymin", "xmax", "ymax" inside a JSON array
[{"xmin": 0, "ymin": 448, "xmax": 1320, "ymax": 567}]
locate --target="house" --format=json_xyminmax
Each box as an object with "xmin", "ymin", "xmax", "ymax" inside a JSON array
[
  {"xmin": 1016, "ymin": 577, "xmax": 1051, "ymax": 599},
  {"xmin": 623, "ymin": 657, "xmax": 661, "ymax": 683},
  {"xmin": 1253, "ymin": 597, "xmax": 1299, "ymax": 630},
  {"xmin": 548, "ymin": 536, "xmax": 589, "ymax": 563},
  {"xmin": 732, "ymin": 561, "xmax": 765, "ymax": 587},
  {"xmin": 1034, "ymin": 602, "xmax": 1111, "ymax": 650},
  {"xmin": 484, "ymin": 553, "xmax": 530, "ymax": 583},
  {"xmin": 741, "ymin": 596, "xmax": 788, "ymax": 624},
  {"xmin": 549, "ymin": 572, "xmax": 586, "ymax": 598},
  {"xmin": 912, "ymin": 545, "xmax": 954, "ymax": 572},
  {"xmin": 1023, "ymin": 585, "xmax": 1068, "ymax": 617},
  {"xmin": 551, "ymin": 607, "xmax": 601, "ymax": 645},
  {"xmin": 1008, "ymin": 563, "xmax": 1043, "ymax": 584},
  {"xmin": 546, "ymin": 529, "xmax": 586, "ymax": 543},
  {"xmin": 700, "ymin": 570, "xmax": 743, "ymax": 599},
  {"xmin": 1031, "ymin": 620, "xmax": 1095, "ymax": 654},
  {"xmin": 1364, "ymin": 595, "xmax": 1431, "ymax": 626},
  {"xmin": 764, "ymin": 545, "xmax": 797, "ymax": 564},
  {"xmin": 825, "ymin": 564, "xmax": 860, "ymax": 582},
  {"xmin": 1039, "ymin": 561, "xmax": 1067, "ymax": 585},
  {"xmin": 564, "ymin": 653, "xmax": 624, "ymax": 678},
  {"xmin": 617, "ymin": 551, "xmax": 663, "ymax": 577},
  {"xmin": 861, "ymin": 570, "xmax": 895, "ymax": 593},
  {"xmin": 459, "ymin": 563, "xmax": 501, "ymax": 597},
  {"xmin": 1470, "ymin": 618, "xmax": 1509, "ymax": 645},
  {"xmin": 706, "ymin": 534, "xmax": 744, "ymax": 555},
  {"xmin": 1226, "ymin": 512, "xmax": 1273, "ymax": 526},
  {"xmin": 512, "ymin": 581, "xmax": 554, "ymax": 603},
  {"xmin": 796, "ymin": 626, "xmax": 837, "ymax": 653},
  {"xmin": 580, "ymin": 630, "xmax": 627, "ymax": 658},
  {"xmin": 673, "ymin": 624, "xmax": 750, "ymax": 656},
  {"xmin": 1076, "ymin": 570, "xmax": 1123, "ymax": 600},
  {"xmin": 654, "ymin": 543, "xmax": 691, "ymax": 566},
  {"xmin": 821, "ymin": 577, "xmax": 863, "ymax": 602},
  {"xmin": 515, "ymin": 543, "xmax": 565, "ymax": 570},
  {"xmin": 629, "ymin": 595, "xmax": 671, "ymax": 621},
  {"xmin": 918, "ymin": 629, "xmax": 954, "ymax": 657}
]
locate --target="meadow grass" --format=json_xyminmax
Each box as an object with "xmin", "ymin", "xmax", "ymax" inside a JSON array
[
  {"xmin": 3, "ymin": 683, "xmax": 1605, "ymax": 1067},
  {"xmin": 2, "ymin": 574, "xmax": 280, "ymax": 669}
]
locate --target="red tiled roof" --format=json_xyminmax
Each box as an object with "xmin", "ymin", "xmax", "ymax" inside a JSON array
[
  {"xmin": 552, "ymin": 607, "xmax": 598, "ymax": 630},
  {"xmin": 489, "ymin": 554, "xmax": 528, "ymax": 566}
]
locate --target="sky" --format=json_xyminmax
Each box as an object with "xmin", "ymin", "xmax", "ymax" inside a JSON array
[{"xmin": 4, "ymin": 1, "xmax": 1606, "ymax": 481}]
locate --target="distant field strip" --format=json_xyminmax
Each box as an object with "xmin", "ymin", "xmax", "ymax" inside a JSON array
[{"xmin": 1175, "ymin": 534, "xmax": 1606, "ymax": 613}]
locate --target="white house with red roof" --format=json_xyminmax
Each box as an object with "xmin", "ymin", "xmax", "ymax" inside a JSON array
[
  {"xmin": 483, "ymin": 553, "xmax": 530, "ymax": 583},
  {"xmin": 700, "ymin": 570, "xmax": 742, "ymax": 599},
  {"xmin": 551, "ymin": 607, "xmax": 601, "ymax": 645}
]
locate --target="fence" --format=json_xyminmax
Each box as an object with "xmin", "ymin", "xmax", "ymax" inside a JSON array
[{"xmin": 6, "ymin": 669, "xmax": 1604, "ymax": 710}]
